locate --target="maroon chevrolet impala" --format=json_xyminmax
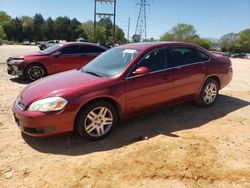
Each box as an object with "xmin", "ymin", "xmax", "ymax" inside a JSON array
[
  {"xmin": 7, "ymin": 42, "xmax": 107, "ymax": 81},
  {"xmin": 13, "ymin": 42, "xmax": 233, "ymax": 140}
]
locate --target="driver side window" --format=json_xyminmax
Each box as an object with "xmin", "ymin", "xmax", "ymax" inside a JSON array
[
  {"xmin": 59, "ymin": 45, "xmax": 79, "ymax": 55},
  {"xmin": 129, "ymin": 49, "xmax": 166, "ymax": 77}
]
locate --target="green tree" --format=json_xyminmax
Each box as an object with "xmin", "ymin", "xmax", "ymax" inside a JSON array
[
  {"xmin": 70, "ymin": 18, "xmax": 82, "ymax": 40},
  {"xmin": 234, "ymin": 29, "xmax": 250, "ymax": 53},
  {"xmin": 114, "ymin": 26, "xmax": 127, "ymax": 44},
  {"xmin": 161, "ymin": 23, "xmax": 198, "ymax": 42},
  {"xmin": 219, "ymin": 33, "xmax": 238, "ymax": 52},
  {"xmin": 44, "ymin": 17, "xmax": 55, "ymax": 40},
  {"xmin": 54, "ymin": 16, "xmax": 72, "ymax": 41},
  {"xmin": 0, "ymin": 11, "xmax": 11, "ymax": 39},
  {"xmin": 98, "ymin": 18, "xmax": 113, "ymax": 42},
  {"xmin": 160, "ymin": 23, "xmax": 211, "ymax": 49},
  {"xmin": 81, "ymin": 21, "xmax": 94, "ymax": 42},
  {"xmin": 21, "ymin": 16, "xmax": 33, "ymax": 41},
  {"xmin": 3, "ymin": 17, "xmax": 23, "ymax": 42},
  {"xmin": 33, "ymin": 13, "xmax": 45, "ymax": 41}
]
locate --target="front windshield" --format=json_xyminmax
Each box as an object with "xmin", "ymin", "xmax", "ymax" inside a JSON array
[
  {"xmin": 82, "ymin": 47, "xmax": 140, "ymax": 78},
  {"xmin": 40, "ymin": 44, "xmax": 64, "ymax": 54}
]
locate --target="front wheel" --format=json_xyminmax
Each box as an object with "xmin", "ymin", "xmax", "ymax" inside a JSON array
[
  {"xmin": 195, "ymin": 79, "xmax": 219, "ymax": 107},
  {"xmin": 75, "ymin": 101, "xmax": 118, "ymax": 140},
  {"xmin": 25, "ymin": 64, "xmax": 46, "ymax": 81}
]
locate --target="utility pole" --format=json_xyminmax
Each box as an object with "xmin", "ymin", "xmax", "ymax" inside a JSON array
[
  {"xmin": 94, "ymin": 0, "xmax": 117, "ymax": 43},
  {"xmin": 135, "ymin": 0, "xmax": 150, "ymax": 42},
  {"xmin": 127, "ymin": 17, "xmax": 130, "ymax": 42}
]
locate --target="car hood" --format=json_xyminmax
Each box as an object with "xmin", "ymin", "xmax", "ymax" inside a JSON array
[
  {"xmin": 9, "ymin": 52, "xmax": 48, "ymax": 59},
  {"xmin": 19, "ymin": 70, "xmax": 112, "ymax": 106}
]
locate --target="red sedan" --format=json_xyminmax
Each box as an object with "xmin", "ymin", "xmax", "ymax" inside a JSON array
[
  {"xmin": 13, "ymin": 42, "xmax": 233, "ymax": 140},
  {"xmin": 7, "ymin": 42, "xmax": 107, "ymax": 81}
]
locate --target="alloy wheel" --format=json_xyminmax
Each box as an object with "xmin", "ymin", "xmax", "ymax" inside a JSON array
[
  {"xmin": 84, "ymin": 107, "xmax": 113, "ymax": 137},
  {"xmin": 27, "ymin": 65, "xmax": 45, "ymax": 80},
  {"xmin": 203, "ymin": 83, "xmax": 217, "ymax": 104}
]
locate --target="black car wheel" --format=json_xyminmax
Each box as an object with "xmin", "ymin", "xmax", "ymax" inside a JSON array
[
  {"xmin": 25, "ymin": 64, "xmax": 46, "ymax": 81},
  {"xmin": 76, "ymin": 101, "xmax": 118, "ymax": 140},
  {"xmin": 195, "ymin": 79, "xmax": 219, "ymax": 107}
]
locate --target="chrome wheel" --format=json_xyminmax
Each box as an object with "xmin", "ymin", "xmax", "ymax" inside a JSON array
[
  {"xmin": 203, "ymin": 83, "xmax": 217, "ymax": 104},
  {"xmin": 84, "ymin": 107, "xmax": 113, "ymax": 138},
  {"xmin": 27, "ymin": 65, "xmax": 45, "ymax": 81}
]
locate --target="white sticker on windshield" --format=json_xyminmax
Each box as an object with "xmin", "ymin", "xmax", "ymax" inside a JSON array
[{"xmin": 123, "ymin": 49, "xmax": 137, "ymax": 54}]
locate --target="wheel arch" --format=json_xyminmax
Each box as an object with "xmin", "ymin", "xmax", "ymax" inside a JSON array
[
  {"xmin": 206, "ymin": 75, "xmax": 221, "ymax": 89},
  {"xmin": 73, "ymin": 97, "xmax": 122, "ymax": 130},
  {"xmin": 24, "ymin": 62, "xmax": 48, "ymax": 77},
  {"xmin": 196, "ymin": 75, "xmax": 221, "ymax": 99}
]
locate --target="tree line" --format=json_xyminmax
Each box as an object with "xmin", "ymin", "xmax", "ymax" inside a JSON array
[
  {"xmin": 0, "ymin": 11, "xmax": 127, "ymax": 44},
  {"xmin": 1, "ymin": 11, "xmax": 249, "ymax": 52},
  {"xmin": 159, "ymin": 23, "xmax": 250, "ymax": 53}
]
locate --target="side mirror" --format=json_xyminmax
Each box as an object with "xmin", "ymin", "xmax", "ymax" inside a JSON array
[
  {"xmin": 52, "ymin": 51, "xmax": 61, "ymax": 58},
  {"xmin": 132, "ymin": 66, "xmax": 150, "ymax": 76}
]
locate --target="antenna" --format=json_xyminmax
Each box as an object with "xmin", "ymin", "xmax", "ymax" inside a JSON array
[
  {"xmin": 94, "ymin": 0, "xmax": 117, "ymax": 43},
  {"xmin": 135, "ymin": 0, "xmax": 150, "ymax": 42}
]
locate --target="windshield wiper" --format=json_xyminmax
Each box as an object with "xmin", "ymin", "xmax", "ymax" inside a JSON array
[{"xmin": 82, "ymin": 69, "xmax": 103, "ymax": 77}]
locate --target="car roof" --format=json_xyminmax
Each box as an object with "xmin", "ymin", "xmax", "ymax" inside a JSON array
[
  {"xmin": 63, "ymin": 42, "xmax": 108, "ymax": 49},
  {"xmin": 119, "ymin": 42, "xmax": 203, "ymax": 51}
]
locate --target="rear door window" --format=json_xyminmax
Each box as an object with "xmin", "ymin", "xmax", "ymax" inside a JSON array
[
  {"xmin": 79, "ymin": 45, "xmax": 106, "ymax": 53},
  {"xmin": 170, "ymin": 47, "xmax": 202, "ymax": 67}
]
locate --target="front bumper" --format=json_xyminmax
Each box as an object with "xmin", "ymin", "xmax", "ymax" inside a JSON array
[
  {"xmin": 7, "ymin": 64, "xmax": 23, "ymax": 76},
  {"xmin": 13, "ymin": 100, "xmax": 76, "ymax": 137}
]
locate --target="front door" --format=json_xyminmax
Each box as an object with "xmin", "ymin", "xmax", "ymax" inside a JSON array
[{"xmin": 125, "ymin": 48, "xmax": 175, "ymax": 114}]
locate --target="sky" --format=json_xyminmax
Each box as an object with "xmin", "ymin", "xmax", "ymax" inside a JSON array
[{"xmin": 0, "ymin": 0, "xmax": 250, "ymax": 40}]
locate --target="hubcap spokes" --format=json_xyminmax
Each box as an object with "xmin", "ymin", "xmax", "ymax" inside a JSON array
[
  {"xmin": 28, "ymin": 66, "xmax": 44, "ymax": 80},
  {"xmin": 84, "ymin": 107, "xmax": 113, "ymax": 137},
  {"xmin": 203, "ymin": 83, "xmax": 217, "ymax": 104}
]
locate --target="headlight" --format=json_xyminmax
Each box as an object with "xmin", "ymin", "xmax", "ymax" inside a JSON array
[
  {"xmin": 28, "ymin": 97, "xmax": 68, "ymax": 112},
  {"xmin": 8, "ymin": 59, "xmax": 24, "ymax": 65}
]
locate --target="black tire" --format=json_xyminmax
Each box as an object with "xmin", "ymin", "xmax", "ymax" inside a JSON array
[
  {"xmin": 40, "ymin": 45, "xmax": 46, "ymax": 50},
  {"xmin": 75, "ymin": 101, "xmax": 118, "ymax": 140},
  {"xmin": 25, "ymin": 64, "xmax": 47, "ymax": 81},
  {"xmin": 195, "ymin": 79, "xmax": 219, "ymax": 107}
]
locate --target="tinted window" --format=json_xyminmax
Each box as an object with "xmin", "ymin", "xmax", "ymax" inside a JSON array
[
  {"xmin": 170, "ymin": 47, "xmax": 202, "ymax": 67},
  {"xmin": 79, "ymin": 45, "xmax": 106, "ymax": 53},
  {"xmin": 198, "ymin": 51, "xmax": 210, "ymax": 61},
  {"xmin": 130, "ymin": 49, "xmax": 166, "ymax": 76},
  {"xmin": 60, "ymin": 45, "xmax": 79, "ymax": 55}
]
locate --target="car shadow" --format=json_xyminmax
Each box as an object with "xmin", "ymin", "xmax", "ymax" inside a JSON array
[
  {"xmin": 10, "ymin": 77, "xmax": 31, "ymax": 84},
  {"xmin": 22, "ymin": 95, "xmax": 250, "ymax": 156}
]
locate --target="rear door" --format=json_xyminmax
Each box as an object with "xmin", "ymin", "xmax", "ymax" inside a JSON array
[
  {"xmin": 170, "ymin": 46, "xmax": 207, "ymax": 99},
  {"xmin": 125, "ymin": 48, "xmax": 175, "ymax": 114},
  {"xmin": 78, "ymin": 45, "xmax": 106, "ymax": 67}
]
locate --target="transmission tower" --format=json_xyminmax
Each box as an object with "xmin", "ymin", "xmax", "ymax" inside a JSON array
[
  {"xmin": 135, "ymin": 0, "xmax": 150, "ymax": 41},
  {"xmin": 94, "ymin": 0, "xmax": 117, "ymax": 43}
]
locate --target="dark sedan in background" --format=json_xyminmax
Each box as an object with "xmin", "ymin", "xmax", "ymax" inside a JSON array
[{"xmin": 7, "ymin": 42, "xmax": 107, "ymax": 81}]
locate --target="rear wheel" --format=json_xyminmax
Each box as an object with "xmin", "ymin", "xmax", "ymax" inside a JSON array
[
  {"xmin": 76, "ymin": 101, "xmax": 118, "ymax": 140},
  {"xmin": 25, "ymin": 64, "xmax": 46, "ymax": 81},
  {"xmin": 195, "ymin": 79, "xmax": 219, "ymax": 107}
]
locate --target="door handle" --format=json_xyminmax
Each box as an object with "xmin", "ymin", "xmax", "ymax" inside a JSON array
[{"xmin": 162, "ymin": 75, "xmax": 169, "ymax": 80}]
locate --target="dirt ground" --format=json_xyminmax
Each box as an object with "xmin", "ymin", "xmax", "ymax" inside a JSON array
[{"xmin": 0, "ymin": 45, "xmax": 249, "ymax": 188}]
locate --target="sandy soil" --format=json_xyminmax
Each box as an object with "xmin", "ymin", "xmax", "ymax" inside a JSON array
[{"xmin": 0, "ymin": 45, "xmax": 249, "ymax": 188}]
